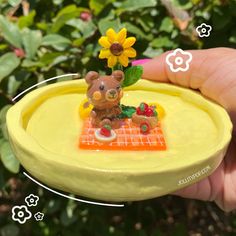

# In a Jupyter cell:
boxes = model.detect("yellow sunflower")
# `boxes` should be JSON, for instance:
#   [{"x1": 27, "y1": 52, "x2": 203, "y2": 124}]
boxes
[{"x1": 98, "y1": 28, "x2": 137, "y2": 68}]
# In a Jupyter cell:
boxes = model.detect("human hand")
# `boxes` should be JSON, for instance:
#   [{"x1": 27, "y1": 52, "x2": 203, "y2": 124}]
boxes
[{"x1": 135, "y1": 48, "x2": 236, "y2": 212}]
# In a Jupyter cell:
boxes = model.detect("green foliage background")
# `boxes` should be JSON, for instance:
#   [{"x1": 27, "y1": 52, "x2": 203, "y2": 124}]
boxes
[{"x1": 1, "y1": 0, "x2": 236, "y2": 235}]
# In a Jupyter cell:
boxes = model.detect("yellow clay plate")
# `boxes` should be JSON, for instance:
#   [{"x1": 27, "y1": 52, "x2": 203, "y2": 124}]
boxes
[{"x1": 6, "y1": 79, "x2": 232, "y2": 202}]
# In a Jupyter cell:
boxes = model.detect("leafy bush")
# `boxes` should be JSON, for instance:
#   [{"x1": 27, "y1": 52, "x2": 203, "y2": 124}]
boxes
[{"x1": 1, "y1": 0, "x2": 236, "y2": 235}]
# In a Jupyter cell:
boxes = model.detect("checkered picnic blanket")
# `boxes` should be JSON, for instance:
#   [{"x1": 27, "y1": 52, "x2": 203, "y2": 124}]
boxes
[{"x1": 79, "y1": 118, "x2": 166, "y2": 151}]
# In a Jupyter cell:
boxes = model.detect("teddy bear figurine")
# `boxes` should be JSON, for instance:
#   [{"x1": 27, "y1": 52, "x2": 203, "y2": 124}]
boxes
[{"x1": 85, "y1": 70, "x2": 124, "y2": 128}]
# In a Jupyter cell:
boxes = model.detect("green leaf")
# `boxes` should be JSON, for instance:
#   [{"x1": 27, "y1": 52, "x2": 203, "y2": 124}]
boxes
[
  {"x1": 151, "y1": 36, "x2": 177, "y2": 48},
  {"x1": 67, "y1": 19, "x2": 97, "y2": 38},
  {"x1": 172, "y1": 0, "x2": 193, "y2": 10},
  {"x1": 0, "y1": 44, "x2": 8, "y2": 50},
  {"x1": 122, "y1": 66, "x2": 143, "y2": 87},
  {"x1": 53, "y1": 0, "x2": 64, "y2": 5},
  {"x1": 0, "y1": 15, "x2": 22, "y2": 48},
  {"x1": 40, "y1": 52, "x2": 64, "y2": 65},
  {"x1": 21, "y1": 59, "x2": 43, "y2": 68},
  {"x1": 98, "y1": 18, "x2": 121, "y2": 35},
  {"x1": 0, "y1": 106, "x2": 12, "y2": 141},
  {"x1": 42, "y1": 34, "x2": 71, "y2": 51},
  {"x1": 18, "y1": 10, "x2": 36, "y2": 29},
  {"x1": 118, "y1": 0, "x2": 157, "y2": 12},
  {"x1": 143, "y1": 47, "x2": 163, "y2": 58},
  {"x1": 0, "y1": 53, "x2": 20, "y2": 82},
  {"x1": 123, "y1": 22, "x2": 152, "y2": 40},
  {"x1": 0, "y1": 142, "x2": 20, "y2": 173},
  {"x1": 119, "y1": 104, "x2": 136, "y2": 118},
  {"x1": 8, "y1": 0, "x2": 21, "y2": 7},
  {"x1": 7, "y1": 75, "x2": 22, "y2": 96},
  {"x1": 89, "y1": 0, "x2": 115, "y2": 15},
  {"x1": 0, "y1": 105, "x2": 11, "y2": 124},
  {"x1": 159, "y1": 17, "x2": 174, "y2": 33},
  {"x1": 72, "y1": 38, "x2": 85, "y2": 47},
  {"x1": 22, "y1": 29, "x2": 42, "y2": 59},
  {"x1": 51, "y1": 5, "x2": 81, "y2": 32}
]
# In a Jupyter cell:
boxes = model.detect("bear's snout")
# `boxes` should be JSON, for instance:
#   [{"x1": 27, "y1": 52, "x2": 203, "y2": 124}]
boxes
[{"x1": 106, "y1": 89, "x2": 118, "y2": 101}]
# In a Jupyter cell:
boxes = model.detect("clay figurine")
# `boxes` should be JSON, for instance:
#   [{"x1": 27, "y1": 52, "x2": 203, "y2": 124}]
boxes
[
  {"x1": 132, "y1": 103, "x2": 158, "y2": 134},
  {"x1": 85, "y1": 70, "x2": 124, "y2": 128}
]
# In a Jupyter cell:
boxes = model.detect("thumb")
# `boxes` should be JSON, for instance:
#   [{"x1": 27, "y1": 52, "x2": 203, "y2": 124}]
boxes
[
  {"x1": 139, "y1": 48, "x2": 236, "y2": 129},
  {"x1": 139, "y1": 48, "x2": 234, "y2": 102},
  {"x1": 140, "y1": 49, "x2": 212, "y2": 89}
]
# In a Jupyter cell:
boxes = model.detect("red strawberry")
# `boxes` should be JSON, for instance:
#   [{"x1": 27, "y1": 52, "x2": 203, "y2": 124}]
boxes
[
  {"x1": 136, "y1": 107, "x2": 143, "y2": 115},
  {"x1": 145, "y1": 107, "x2": 154, "y2": 117},
  {"x1": 100, "y1": 125, "x2": 111, "y2": 137},
  {"x1": 140, "y1": 122, "x2": 150, "y2": 134},
  {"x1": 139, "y1": 103, "x2": 148, "y2": 113}
]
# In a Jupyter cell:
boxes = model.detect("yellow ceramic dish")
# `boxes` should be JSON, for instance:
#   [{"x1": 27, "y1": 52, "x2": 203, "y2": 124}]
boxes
[{"x1": 6, "y1": 79, "x2": 232, "y2": 202}]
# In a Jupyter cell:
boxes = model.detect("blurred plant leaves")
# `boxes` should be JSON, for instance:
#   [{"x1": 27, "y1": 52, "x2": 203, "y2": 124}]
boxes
[
  {"x1": 0, "y1": 53, "x2": 20, "y2": 82},
  {"x1": 22, "y1": 29, "x2": 42, "y2": 59},
  {"x1": 89, "y1": 0, "x2": 115, "y2": 15},
  {"x1": 60, "y1": 207, "x2": 78, "y2": 226},
  {"x1": 51, "y1": 5, "x2": 81, "y2": 32},
  {"x1": 161, "y1": 0, "x2": 191, "y2": 31},
  {"x1": 123, "y1": 22, "x2": 152, "y2": 40},
  {"x1": 172, "y1": 0, "x2": 193, "y2": 10},
  {"x1": 8, "y1": 0, "x2": 21, "y2": 7},
  {"x1": 67, "y1": 19, "x2": 97, "y2": 38},
  {"x1": 18, "y1": 10, "x2": 36, "y2": 29},
  {"x1": 151, "y1": 36, "x2": 177, "y2": 48},
  {"x1": 0, "y1": 224, "x2": 19, "y2": 236},
  {"x1": 0, "y1": 142, "x2": 20, "y2": 173},
  {"x1": 160, "y1": 17, "x2": 174, "y2": 33},
  {"x1": 98, "y1": 18, "x2": 121, "y2": 34},
  {"x1": 42, "y1": 34, "x2": 71, "y2": 51},
  {"x1": 212, "y1": 7, "x2": 232, "y2": 30},
  {"x1": 0, "y1": 15, "x2": 22, "y2": 48},
  {"x1": 118, "y1": 0, "x2": 157, "y2": 12}
]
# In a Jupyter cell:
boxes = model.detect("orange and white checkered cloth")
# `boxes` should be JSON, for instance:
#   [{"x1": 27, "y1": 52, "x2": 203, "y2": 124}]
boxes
[{"x1": 79, "y1": 118, "x2": 166, "y2": 151}]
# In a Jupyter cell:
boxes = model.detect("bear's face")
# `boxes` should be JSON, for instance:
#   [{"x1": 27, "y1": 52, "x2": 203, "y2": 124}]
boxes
[{"x1": 85, "y1": 70, "x2": 124, "y2": 110}]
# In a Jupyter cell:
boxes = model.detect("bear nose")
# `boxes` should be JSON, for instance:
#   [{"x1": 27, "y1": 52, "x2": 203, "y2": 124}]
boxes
[{"x1": 109, "y1": 89, "x2": 116, "y2": 96}]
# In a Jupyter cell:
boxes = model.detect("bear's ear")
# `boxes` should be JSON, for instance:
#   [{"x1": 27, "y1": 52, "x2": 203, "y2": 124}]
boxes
[
  {"x1": 85, "y1": 71, "x2": 99, "y2": 84},
  {"x1": 112, "y1": 70, "x2": 124, "y2": 82}
]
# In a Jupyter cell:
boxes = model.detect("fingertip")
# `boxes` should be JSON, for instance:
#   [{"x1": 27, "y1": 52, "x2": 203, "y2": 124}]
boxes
[{"x1": 141, "y1": 53, "x2": 169, "y2": 83}]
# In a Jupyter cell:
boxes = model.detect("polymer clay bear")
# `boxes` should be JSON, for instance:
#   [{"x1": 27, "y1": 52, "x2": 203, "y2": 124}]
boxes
[{"x1": 85, "y1": 70, "x2": 124, "y2": 128}]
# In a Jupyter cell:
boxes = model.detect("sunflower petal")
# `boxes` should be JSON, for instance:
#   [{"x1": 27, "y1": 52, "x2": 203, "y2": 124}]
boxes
[
  {"x1": 117, "y1": 28, "x2": 127, "y2": 44},
  {"x1": 99, "y1": 49, "x2": 111, "y2": 59},
  {"x1": 118, "y1": 54, "x2": 129, "y2": 67},
  {"x1": 123, "y1": 37, "x2": 136, "y2": 48},
  {"x1": 98, "y1": 36, "x2": 111, "y2": 48},
  {"x1": 106, "y1": 28, "x2": 117, "y2": 43},
  {"x1": 123, "y1": 48, "x2": 136, "y2": 58},
  {"x1": 108, "y1": 55, "x2": 117, "y2": 68}
]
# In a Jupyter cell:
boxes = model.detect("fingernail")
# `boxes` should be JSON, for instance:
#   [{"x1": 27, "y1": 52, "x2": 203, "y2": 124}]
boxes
[{"x1": 132, "y1": 59, "x2": 151, "y2": 66}]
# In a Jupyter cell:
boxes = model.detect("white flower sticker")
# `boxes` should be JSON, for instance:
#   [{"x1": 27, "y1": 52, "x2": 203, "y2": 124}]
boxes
[
  {"x1": 12, "y1": 205, "x2": 32, "y2": 224},
  {"x1": 196, "y1": 23, "x2": 212, "y2": 38},
  {"x1": 34, "y1": 212, "x2": 44, "y2": 221},
  {"x1": 165, "y1": 48, "x2": 192, "y2": 73},
  {"x1": 25, "y1": 194, "x2": 39, "y2": 207}
]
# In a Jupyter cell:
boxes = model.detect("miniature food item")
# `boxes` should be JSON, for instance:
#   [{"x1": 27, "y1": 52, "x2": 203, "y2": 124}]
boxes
[{"x1": 94, "y1": 125, "x2": 117, "y2": 142}]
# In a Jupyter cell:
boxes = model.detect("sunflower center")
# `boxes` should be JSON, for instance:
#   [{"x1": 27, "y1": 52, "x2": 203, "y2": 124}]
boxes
[{"x1": 110, "y1": 43, "x2": 123, "y2": 56}]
